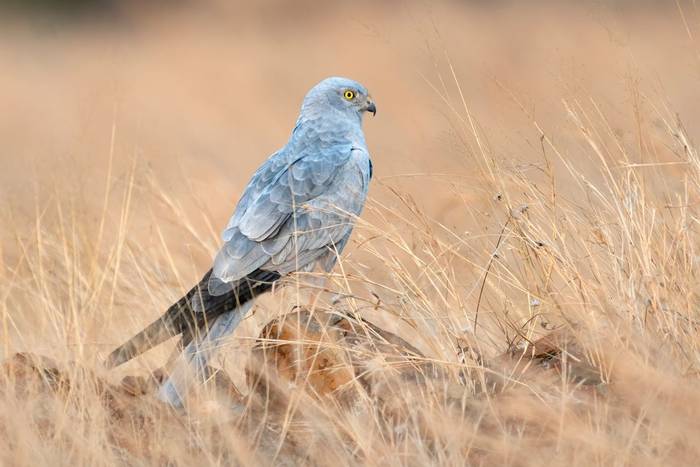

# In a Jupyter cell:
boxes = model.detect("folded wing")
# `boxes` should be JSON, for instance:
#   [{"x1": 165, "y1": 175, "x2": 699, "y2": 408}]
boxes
[{"x1": 210, "y1": 146, "x2": 370, "y2": 295}]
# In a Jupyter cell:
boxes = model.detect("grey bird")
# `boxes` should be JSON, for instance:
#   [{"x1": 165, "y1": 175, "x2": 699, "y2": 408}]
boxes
[{"x1": 105, "y1": 77, "x2": 375, "y2": 406}]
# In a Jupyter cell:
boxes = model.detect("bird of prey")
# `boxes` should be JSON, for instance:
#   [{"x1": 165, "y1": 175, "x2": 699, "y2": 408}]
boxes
[{"x1": 105, "y1": 77, "x2": 375, "y2": 407}]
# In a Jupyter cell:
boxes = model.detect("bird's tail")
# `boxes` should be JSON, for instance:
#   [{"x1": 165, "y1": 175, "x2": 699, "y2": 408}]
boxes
[{"x1": 104, "y1": 269, "x2": 280, "y2": 369}]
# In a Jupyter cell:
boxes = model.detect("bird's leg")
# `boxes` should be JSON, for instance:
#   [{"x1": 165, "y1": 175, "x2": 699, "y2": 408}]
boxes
[
  {"x1": 157, "y1": 302, "x2": 252, "y2": 408},
  {"x1": 303, "y1": 272, "x2": 329, "y2": 312}
]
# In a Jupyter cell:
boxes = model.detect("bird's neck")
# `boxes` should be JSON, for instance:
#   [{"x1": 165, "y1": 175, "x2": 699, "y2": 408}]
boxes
[{"x1": 292, "y1": 112, "x2": 364, "y2": 146}]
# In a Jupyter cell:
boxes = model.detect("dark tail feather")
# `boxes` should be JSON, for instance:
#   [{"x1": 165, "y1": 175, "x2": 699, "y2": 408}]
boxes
[{"x1": 104, "y1": 269, "x2": 280, "y2": 369}]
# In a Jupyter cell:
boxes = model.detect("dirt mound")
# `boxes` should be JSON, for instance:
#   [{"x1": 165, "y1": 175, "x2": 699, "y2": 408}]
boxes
[
  {"x1": 246, "y1": 308, "x2": 446, "y2": 408},
  {"x1": 1, "y1": 310, "x2": 602, "y2": 411},
  {"x1": 0, "y1": 310, "x2": 604, "y2": 463}
]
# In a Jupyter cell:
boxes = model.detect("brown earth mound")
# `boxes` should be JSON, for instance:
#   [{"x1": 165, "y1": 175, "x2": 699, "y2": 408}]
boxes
[
  {"x1": 1, "y1": 309, "x2": 602, "y2": 411},
  {"x1": 0, "y1": 309, "x2": 604, "y2": 462}
]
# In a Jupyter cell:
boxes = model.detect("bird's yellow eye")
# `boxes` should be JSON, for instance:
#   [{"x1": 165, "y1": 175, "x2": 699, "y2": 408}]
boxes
[{"x1": 343, "y1": 90, "x2": 355, "y2": 100}]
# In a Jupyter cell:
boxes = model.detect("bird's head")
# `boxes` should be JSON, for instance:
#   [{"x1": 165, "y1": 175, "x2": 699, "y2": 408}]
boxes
[{"x1": 300, "y1": 77, "x2": 376, "y2": 123}]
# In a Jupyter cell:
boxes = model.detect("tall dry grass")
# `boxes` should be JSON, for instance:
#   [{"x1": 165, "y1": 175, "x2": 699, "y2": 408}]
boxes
[{"x1": 1, "y1": 1, "x2": 700, "y2": 465}]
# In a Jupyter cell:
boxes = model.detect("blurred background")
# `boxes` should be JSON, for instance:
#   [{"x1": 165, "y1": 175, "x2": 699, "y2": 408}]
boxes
[
  {"x1": 2, "y1": 0, "x2": 697, "y2": 206},
  {"x1": 1, "y1": 0, "x2": 698, "y2": 359}
]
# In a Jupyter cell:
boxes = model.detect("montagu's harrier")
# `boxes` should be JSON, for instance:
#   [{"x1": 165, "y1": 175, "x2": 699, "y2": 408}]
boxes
[{"x1": 105, "y1": 77, "x2": 375, "y2": 407}]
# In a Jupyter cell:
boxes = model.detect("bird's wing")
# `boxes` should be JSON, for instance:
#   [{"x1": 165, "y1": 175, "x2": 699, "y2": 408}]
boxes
[{"x1": 209, "y1": 144, "x2": 370, "y2": 295}]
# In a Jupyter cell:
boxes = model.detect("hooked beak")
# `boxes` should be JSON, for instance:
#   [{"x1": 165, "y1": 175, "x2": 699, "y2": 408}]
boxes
[{"x1": 365, "y1": 97, "x2": 377, "y2": 116}]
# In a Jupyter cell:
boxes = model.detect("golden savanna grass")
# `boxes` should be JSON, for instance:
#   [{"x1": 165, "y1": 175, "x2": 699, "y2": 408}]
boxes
[{"x1": 1, "y1": 1, "x2": 700, "y2": 465}]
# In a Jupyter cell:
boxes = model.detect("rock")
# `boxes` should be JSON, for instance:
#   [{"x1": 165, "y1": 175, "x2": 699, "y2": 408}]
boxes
[
  {"x1": 0, "y1": 352, "x2": 72, "y2": 398},
  {"x1": 246, "y1": 308, "x2": 446, "y2": 409},
  {"x1": 485, "y1": 327, "x2": 604, "y2": 393}
]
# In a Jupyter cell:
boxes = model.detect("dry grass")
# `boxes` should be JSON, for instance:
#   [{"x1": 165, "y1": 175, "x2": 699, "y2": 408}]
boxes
[{"x1": 1, "y1": 1, "x2": 700, "y2": 465}]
